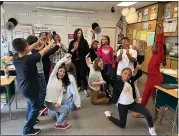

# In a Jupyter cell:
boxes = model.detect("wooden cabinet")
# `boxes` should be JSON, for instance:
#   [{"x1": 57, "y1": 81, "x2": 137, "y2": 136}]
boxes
[
  {"x1": 160, "y1": 58, "x2": 171, "y2": 69},
  {"x1": 170, "y1": 59, "x2": 178, "y2": 69},
  {"x1": 127, "y1": 24, "x2": 134, "y2": 45}
]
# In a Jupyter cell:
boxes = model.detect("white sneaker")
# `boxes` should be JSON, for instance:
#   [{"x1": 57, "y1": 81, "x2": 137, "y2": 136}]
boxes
[
  {"x1": 104, "y1": 111, "x2": 112, "y2": 118},
  {"x1": 115, "y1": 103, "x2": 118, "y2": 108},
  {"x1": 149, "y1": 127, "x2": 157, "y2": 135}
]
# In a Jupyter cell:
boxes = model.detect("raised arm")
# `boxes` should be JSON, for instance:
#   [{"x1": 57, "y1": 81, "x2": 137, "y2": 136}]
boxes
[
  {"x1": 45, "y1": 45, "x2": 60, "y2": 56},
  {"x1": 28, "y1": 40, "x2": 43, "y2": 52},
  {"x1": 49, "y1": 54, "x2": 71, "y2": 80}
]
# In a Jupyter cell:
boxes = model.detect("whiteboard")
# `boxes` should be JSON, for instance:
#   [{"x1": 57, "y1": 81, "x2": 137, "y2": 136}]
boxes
[
  {"x1": 95, "y1": 27, "x2": 116, "y2": 50},
  {"x1": 33, "y1": 24, "x2": 68, "y2": 49},
  {"x1": 13, "y1": 25, "x2": 33, "y2": 39}
]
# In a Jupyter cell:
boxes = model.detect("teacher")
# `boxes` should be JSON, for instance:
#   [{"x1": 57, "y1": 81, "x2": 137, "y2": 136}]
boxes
[{"x1": 68, "y1": 28, "x2": 89, "y2": 97}]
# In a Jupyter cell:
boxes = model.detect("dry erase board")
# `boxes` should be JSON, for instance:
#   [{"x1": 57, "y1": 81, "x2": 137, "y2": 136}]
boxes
[{"x1": 13, "y1": 25, "x2": 33, "y2": 39}]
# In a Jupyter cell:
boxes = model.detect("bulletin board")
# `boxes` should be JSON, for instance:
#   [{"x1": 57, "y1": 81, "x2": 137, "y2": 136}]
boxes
[{"x1": 12, "y1": 24, "x2": 33, "y2": 39}]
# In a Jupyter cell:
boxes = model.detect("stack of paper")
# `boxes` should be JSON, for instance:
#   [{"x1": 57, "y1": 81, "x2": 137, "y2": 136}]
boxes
[{"x1": 160, "y1": 69, "x2": 177, "y2": 74}]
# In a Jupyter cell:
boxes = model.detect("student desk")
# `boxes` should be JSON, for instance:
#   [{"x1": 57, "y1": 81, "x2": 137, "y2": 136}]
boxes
[
  {"x1": 160, "y1": 69, "x2": 177, "y2": 84},
  {"x1": 154, "y1": 85, "x2": 178, "y2": 134},
  {"x1": 0, "y1": 76, "x2": 16, "y2": 119}
]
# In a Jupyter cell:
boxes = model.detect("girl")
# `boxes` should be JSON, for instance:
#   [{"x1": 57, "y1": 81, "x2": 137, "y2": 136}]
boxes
[
  {"x1": 51, "y1": 32, "x2": 68, "y2": 68},
  {"x1": 46, "y1": 32, "x2": 53, "y2": 43},
  {"x1": 64, "y1": 63, "x2": 81, "y2": 111},
  {"x1": 89, "y1": 40, "x2": 98, "y2": 62},
  {"x1": 68, "y1": 28, "x2": 89, "y2": 97},
  {"x1": 96, "y1": 35, "x2": 115, "y2": 96},
  {"x1": 40, "y1": 32, "x2": 60, "y2": 84},
  {"x1": 104, "y1": 68, "x2": 157, "y2": 136},
  {"x1": 136, "y1": 18, "x2": 166, "y2": 120},
  {"x1": 86, "y1": 56, "x2": 109, "y2": 105},
  {"x1": 131, "y1": 40, "x2": 147, "y2": 103},
  {"x1": 45, "y1": 54, "x2": 71, "y2": 129}
]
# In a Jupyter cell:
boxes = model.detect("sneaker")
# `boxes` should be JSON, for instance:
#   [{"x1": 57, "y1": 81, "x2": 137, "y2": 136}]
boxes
[
  {"x1": 84, "y1": 90, "x2": 89, "y2": 97},
  {"x1": 149, "y1": 127, "x2": 157, "y2": 135},
  {"x1": 39, "y1": 107, "x2": 48, "y2": 116},
  {"x1": 104, "y1": 111, "x2": 112, "y2": 118},
  {"x1": 55, "y1": 123, "x2": 70, "y2": 130},
  {"x1": 115, "y1": 103, "x2": 118, "y2": 108},
  {"x1": 25, "y1": 119, "x2": 40, "y2": 124},
  {"x1": 23, "y1": 128, "x2": 41, "y2": 135}
]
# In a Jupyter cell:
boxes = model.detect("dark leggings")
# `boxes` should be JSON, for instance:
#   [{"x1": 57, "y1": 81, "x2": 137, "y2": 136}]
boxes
[{"x1": 108, "y1": 102, "x2": 153, "y2": 128}]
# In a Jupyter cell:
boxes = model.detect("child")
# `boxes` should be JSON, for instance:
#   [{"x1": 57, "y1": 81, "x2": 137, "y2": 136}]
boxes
[
  {"x1": 137, "y1": 18, "x2": 166, "y2": 120},
  {"x1": 26, "y1": 35, "x2": 47, "y2": 110},
  {"x1": 45, "y1": 54, "x2": 72, "y2": 129},
  {"x1": 50, "y1": 32, "x2": 68, "y2": 68},
  {"x1": 104, "y1": 68, "x2": 157, "y2": 135},
  {"x1": 96, "y1": 36, "x2": 115, "y2": 95},
  {"x1": 86, "y1": 56, "x2": 109, "y2": 105},
  {"x1": 116, "y1": 37, "x2": 137, "y2": 77},
  {"x1": 12, "y1": 38, "x2": 53, "y2": 135},
  {"x1": 65, "y1": 63, "x2": 81, "y2": 110},
  {"x1": 131, "y1": 40, "x2": 147, "y2": 103},
  {"x1": 89, "y1": 40, "x2": 98, "y2": 62}
]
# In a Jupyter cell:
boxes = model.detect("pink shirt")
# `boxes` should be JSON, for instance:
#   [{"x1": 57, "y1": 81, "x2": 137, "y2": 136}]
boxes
[{"x1": 96, "y1": 45, "x2": 114, "y2": 65}]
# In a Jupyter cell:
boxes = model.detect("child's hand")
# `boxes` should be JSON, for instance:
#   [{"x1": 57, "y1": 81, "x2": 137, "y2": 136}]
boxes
[
  {"x1": 126, "y1": 49, "x2": 130, "y2": 55},
  {"x1": 55, "y1": 103, "x2": 61, "y2": 108},
  {"x1": 65, "y1": 53, "x2": 72, "y2": 58},
  {"x1": 137, "y1": 65, "x2": 142, "y2": 70},
  {"x1": 120, "y1": 48, "x2": 123, "y2": 54},
  {"x1": 97, "y1": 43, "x2": 101, "y2": 48}
]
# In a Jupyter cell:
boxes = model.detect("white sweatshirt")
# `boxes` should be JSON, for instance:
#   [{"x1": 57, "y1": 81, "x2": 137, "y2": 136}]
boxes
[{"x1": 45, "y1": 56, "x2": 71, "y2": 104}]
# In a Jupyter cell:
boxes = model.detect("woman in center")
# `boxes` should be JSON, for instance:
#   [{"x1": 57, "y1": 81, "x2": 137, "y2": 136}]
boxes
[{"x1": 68, "y1": 28, "x2": 90, "y2": 97}]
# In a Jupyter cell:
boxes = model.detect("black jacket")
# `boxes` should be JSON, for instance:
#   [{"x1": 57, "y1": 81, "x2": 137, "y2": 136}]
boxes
[
  {"x1": 106, "y1": 75, "x2": 136, "y2": 104},
  {"x1": 68, "y1": 39, "x2": 89, "y2": 77},
  {"x1": 89, "y1": 48, "x2": 97, "y2": 62}
]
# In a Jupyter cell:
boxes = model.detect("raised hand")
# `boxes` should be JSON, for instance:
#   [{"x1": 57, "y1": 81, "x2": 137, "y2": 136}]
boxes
[{"x1": 126, "y1": 49, "x2": 129, "y2": 55}]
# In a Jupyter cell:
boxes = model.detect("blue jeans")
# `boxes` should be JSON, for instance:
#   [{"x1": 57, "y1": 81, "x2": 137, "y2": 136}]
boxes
[
  {"x1": 45, "y1": 101, "x2": 69, "y2": 125},
  {"x1": 24, "y1": 96, "x2": 40, "y2": 134},
  {"x1": 38, "y1": 73, "x2": 47, "y2": 107},
  {"x1": 61, "y1": 99, "x2": 77, "y2": 112}
]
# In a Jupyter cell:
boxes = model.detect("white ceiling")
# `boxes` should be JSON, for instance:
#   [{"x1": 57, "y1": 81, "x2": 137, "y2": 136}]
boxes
[{"x1": 3, "y1": 2, "x2": 158, "y2": 12}]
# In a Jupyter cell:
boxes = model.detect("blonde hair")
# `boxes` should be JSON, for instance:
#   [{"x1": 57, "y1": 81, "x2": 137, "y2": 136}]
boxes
[{"x1": 138, "y1": 40, "x2": 147, "y2": 55}]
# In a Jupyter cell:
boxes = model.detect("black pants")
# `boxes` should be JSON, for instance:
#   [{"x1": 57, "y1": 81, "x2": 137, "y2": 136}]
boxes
[
  {"x1": 75, "y1": 60, "x2": 88, "y2": 90},
  {"x1": 108, "y1": 102, "x2": 153, "y2": 128}
]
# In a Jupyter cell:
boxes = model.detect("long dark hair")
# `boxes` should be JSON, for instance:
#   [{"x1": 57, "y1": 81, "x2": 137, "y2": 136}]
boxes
[
  {"x1": 56, "y1": 63, "x2": 70, "y2": 87},
  {"x1": 73, "y1": 28, "x2": 84, "y2": 41}
]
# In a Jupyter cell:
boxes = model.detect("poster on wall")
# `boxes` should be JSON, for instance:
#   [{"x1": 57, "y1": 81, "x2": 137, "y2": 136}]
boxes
[
  {"x1": 150, "y1": 5, "x2": 157, "y2": 20},
  {"x1": 137, "y1": 10, "x2": 143, "y2": 22},
  {"x1": 165, "y1": 4, "x2": 171, "y2": 19},
  {"x1": 68, "y1": 34, "x2": 74, "y2": 44},
  {"x1": 143, "y1": 8, "x2": 148, "y2": 21}
]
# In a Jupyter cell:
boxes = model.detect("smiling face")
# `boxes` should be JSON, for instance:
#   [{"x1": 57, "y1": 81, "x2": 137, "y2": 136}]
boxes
[
  {"x1": 57, "y1": 67, "x2": 66, "y2": 79},
  {"x1": 101, "y1": 36, "x2": 108, "y2": 45},
  {"x1": 40, "y1": 32, "x2": 47, "y2": 41},
  {"x1": 121, "y1": 39, "x2": 130, "y2": 49},
  {"x1": 121, "y1": 69, "x2": 132, "y2": 82}
]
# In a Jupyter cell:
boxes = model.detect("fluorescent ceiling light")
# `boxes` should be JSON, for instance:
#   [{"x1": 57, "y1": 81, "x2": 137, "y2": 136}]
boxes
[
  {"x1": 116, "y1": 2, "x2": 137, "y2": 6},
  {"x1": 36, "y1": 7, "x2": 95, "y2": 14}
]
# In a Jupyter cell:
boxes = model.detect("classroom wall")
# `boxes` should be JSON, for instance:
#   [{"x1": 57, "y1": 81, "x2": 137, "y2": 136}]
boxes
[{"x1": 3, "y1": 4, "x2": 127, "y2": 52}]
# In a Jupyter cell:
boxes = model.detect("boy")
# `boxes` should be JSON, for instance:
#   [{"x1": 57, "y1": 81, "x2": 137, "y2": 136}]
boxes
[
  {"x1": 12, "y1": 38, "x2": 53, "y2": 135},
  {"x1": 26, "y1": 35, "x2": 47, "y2": 110},
  {"x1": 116, "y1": 37, "x2": 137, "y2": 76}
]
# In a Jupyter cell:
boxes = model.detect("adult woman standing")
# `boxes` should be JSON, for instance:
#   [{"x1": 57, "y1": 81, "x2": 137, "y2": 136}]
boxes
[{"x1": 68, "y1": 28, "x2": 89, "y2": 97}]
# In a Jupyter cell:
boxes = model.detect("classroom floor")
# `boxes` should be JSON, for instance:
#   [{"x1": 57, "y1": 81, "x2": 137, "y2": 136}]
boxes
[{"x1": 1, "y1": 74, "x2": 176, "y2": 135}]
